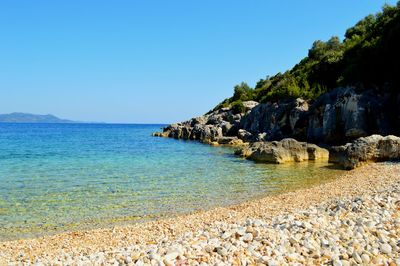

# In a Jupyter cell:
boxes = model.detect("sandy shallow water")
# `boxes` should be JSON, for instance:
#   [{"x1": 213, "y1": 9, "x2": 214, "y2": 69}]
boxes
[{"x1": 1, "y1": 162, "x2": 399, "y2": 265}]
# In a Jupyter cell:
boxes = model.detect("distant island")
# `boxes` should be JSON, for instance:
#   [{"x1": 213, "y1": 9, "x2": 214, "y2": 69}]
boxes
[{"x1": 0, "y1": 112, "x2": 76, "y2": 123}]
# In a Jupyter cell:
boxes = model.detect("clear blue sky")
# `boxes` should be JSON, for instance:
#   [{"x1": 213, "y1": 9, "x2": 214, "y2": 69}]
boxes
[{"x1": 0, "y1": 0, "x2": 396, "y2": 123}]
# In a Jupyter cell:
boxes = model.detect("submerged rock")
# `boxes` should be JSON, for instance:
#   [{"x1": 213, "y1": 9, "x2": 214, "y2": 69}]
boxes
[
  {"x1": 329, "y1": 135, "x2": 400, "y2": 169},
  {"x1": 236, "y1": 138, "x2": 329, "y2": 164}
]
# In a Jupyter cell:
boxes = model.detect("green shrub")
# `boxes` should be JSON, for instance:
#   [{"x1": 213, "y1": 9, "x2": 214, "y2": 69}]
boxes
[
  {"x1": 212, "y1": 2, "x2": 400, "y2": 110},
  {"x1": 231, "y1": 101, "x2": 245, "y2": 114}
]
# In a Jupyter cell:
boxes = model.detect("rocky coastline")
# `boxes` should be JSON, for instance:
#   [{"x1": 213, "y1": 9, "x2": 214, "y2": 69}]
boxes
[{"x1": 153, "y1": 87, "x2": 400, "y2": 169}]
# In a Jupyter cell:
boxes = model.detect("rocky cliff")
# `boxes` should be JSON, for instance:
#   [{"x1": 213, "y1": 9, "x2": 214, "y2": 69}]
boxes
[
  {"x1": 153, "y1": 1, "x2": 400, "y2": 169},
  {"x1": 154, "y1": 87, "x2": 399, "y2": 146},
  {"x1": 153, "y1": 86, "x2": 400, "y2": 169}
]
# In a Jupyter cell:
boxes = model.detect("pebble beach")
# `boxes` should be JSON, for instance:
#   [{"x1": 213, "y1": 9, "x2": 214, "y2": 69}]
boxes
[{"x1": 1, "y1": 162, "x2": 400, "y2": 265}]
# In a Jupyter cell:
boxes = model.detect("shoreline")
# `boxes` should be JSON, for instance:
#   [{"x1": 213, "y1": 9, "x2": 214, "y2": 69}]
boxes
[
  {"x1": 1, "y1": 162, "x2": 399, "y2": 264},
  {"x1": 0, "y1": 160, "x2": 344, "y2": 243}
]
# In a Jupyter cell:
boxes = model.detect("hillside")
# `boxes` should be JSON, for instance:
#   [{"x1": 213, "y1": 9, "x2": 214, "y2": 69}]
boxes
[
  {"x1": 0, "y1": 113, "x2": 75, "y2": 123},
  {"x1": 155, "y1": 2, "x2": 400, "y2": 146},
  {"x1": 215, "y1": 2, "x2": 400, "y2": 111}
]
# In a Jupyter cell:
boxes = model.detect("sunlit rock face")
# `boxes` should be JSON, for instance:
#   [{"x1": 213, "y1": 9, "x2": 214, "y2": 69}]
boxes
[
  {"x1": 329, "y1": 135, "x2": 400, "y2": 169},
  {"x1": 236, "y1": 138, "x2": 329, "y2": 164},
  {"x1": 153, "y1": 101, "x2": 259, "y2": 145}
]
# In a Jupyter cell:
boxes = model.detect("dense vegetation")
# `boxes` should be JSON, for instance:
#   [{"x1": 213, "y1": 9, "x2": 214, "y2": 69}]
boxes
[{"x1": 215, "y1": 2, "x2": 400, "y2": 110}]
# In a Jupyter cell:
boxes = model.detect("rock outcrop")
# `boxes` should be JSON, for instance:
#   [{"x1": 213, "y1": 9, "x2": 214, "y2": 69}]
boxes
[
  {"x1": 153, "y1": 101, "x2": 259, "y2": 145},
  {"x1": 153, "y1": 86, "x2": 400, "y2": 168},
  {"x1": 240, "y1": 98, "x2": 309, "y2": 141},
  {"x1": 239, "y1": 87, "x2": 399, "y2": 144},
  {"x1": 236, "y1": 138, "x2": 329, "y2": 164},
  {"x1": 329, "y1": 135, "x2": 400, "y2": 169},
  {"x1": 154, "y1": 87, "x2": 399, "y2": 146},
  {"x1": 306, "y1": 87, "x2": 396, "y2": 143}
]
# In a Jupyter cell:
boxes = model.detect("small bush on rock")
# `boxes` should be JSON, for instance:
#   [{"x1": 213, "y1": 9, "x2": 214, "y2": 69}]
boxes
[{"x1": 231, "y1": 101, "x2": 245, "y2": 114}]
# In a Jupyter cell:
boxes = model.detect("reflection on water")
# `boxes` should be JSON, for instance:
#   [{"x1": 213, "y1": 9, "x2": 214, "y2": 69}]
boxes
[{"x1": 0, "y1": 123, "x2": 344, "y2": 240}]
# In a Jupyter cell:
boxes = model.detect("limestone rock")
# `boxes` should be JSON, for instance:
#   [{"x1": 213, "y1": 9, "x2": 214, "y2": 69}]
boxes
[
  {"x1": 216, "y1": 137, "x2": 244, "y2": 146},
  {"x1": 152, "y1": 132, "x2": 169, "y2": 137},
  {"x1": 237, "y1": 129, "x2": 254, "y2": 142},
  {"x1": 329, "y1": 135, "x2": 400, "y2": 169},
  {"x1": 307, "y1": 87, "x2": 395, "y2": 143},
  {"x1": 190, "y1": 116, "x2": 207, "y2": 127},
  {"x1": 240, "y1": 98, "x2": 309, "y2": 141},
  {"x1": 242, "y1": 101, "x2": 259, "y2": 111},
  {"x1": 236, "y1": 138, "x2": 329, "y2": 164},
  {"x1": 155, "y1": 85, "x2": 400, "y2": 148}
]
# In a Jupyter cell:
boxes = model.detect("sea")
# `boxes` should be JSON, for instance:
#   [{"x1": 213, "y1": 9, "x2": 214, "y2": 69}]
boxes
[{"x1": 0, "y1": 123, "x2": 344, "y2": 240}]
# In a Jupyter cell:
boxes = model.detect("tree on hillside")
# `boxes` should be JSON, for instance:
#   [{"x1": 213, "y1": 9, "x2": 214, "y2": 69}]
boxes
[
  {"x1": 213, "y1": 1, "x2": 400, "y2": 109},
  {"x1": 232, "y1": 82, "x2": 252, "y2": 101}
]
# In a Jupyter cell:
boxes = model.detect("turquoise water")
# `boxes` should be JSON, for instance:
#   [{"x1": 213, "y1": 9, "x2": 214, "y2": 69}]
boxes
[{"x1": 0, "y1": 123, "x2": 343, "y2": 240}]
